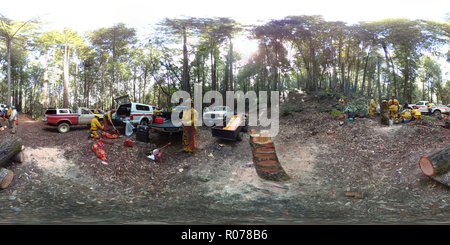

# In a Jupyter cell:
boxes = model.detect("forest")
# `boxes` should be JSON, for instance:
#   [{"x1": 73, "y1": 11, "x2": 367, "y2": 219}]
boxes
[{"x1": 1, "y1": 14, "x2": 450, "y2": 117}]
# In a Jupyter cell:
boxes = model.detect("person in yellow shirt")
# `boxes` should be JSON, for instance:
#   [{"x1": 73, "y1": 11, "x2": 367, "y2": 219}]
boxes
[
  {"x1": 180, "y1": 99, "x2": 198, "y2": 157},
  {"x1": 388, "y1": 95, "x2": 399, "y2": 124},
  {"x1": 428, "y1": 102, "x2": 433, "y2": 116},
  {"x1": 338, "y1": 98, "x2": 345, "y2": 105},
  {"x1": 103, "y1": 109, "x2": 115, "y2": 131},
  {"x1": 370, "y1": 96, "x2": 376, "y2": 116},
  {"x1": 90, "y1": 114, "x2": 103, "y2": 138},
  {"x1": 400, "y1": 108, "x2": 412, "y2": 122},
  {"x1": 412, "y1": 106, "x2": 422, "y2": 120},
  {"x1": 7, "y1": 105, "x2": 12, "y2": 118}
]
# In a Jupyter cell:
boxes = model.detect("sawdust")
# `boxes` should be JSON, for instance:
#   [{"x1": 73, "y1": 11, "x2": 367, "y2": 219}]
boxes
[{"x1": 24, "y1": 147, "x2": 81, "y2": 180}]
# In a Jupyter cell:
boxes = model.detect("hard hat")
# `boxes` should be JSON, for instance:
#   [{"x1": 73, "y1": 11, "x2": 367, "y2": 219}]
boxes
[
  {"x1": 95, "y1": 114, "x2": 100, "y2": 117},
  {"x1": 12, "y1": 106, "x2": 15, "y2": 109},
  {"x1": 392, "y1": 94, "x2": 395, "y2": 97},
  {"x1": 185, "y1": 98, "x2": 194, "y2": 104}
]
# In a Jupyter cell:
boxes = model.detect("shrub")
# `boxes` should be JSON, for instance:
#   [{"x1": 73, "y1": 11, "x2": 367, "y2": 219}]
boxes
[
  {"x1": 342, "y1": 97, "x2": 369, "y2": 114},
  {"x1": 330, "y1": 109, "x2": 341, "y2": 117},
  {"x1": 280, "y1": 102, "x2": 304, "y2": 117}
]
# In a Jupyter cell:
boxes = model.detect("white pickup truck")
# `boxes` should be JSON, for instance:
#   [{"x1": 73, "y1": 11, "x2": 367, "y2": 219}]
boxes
[
  {"x1": 408, "y1": 101, "x2": 449, "y2": 115},
  {"x1": 203, "y1": 106, "x2": 233, "y2": 126}
]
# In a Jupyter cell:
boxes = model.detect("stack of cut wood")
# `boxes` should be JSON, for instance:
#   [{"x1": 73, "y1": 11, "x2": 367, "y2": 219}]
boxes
[
  {"x1": 0, "y1": 137, "x2": 25, "y2": 189},
  {"x1": 249, "y1": 129, "x2": 290, "y2": 182}
]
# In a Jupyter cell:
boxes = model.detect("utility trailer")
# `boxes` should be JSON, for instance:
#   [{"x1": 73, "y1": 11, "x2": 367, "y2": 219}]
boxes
[{"x1": 211, "y1": 114, "x2": 248, "y2": 141}]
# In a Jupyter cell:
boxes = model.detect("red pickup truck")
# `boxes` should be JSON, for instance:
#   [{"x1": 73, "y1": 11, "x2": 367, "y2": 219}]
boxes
[{"x1": 43, "y1": 107, "x2": 104, "y2": 133}]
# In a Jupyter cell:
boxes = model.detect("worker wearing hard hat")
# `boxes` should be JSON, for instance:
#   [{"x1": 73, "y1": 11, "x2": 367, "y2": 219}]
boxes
[
  {"x1": 180, "y1": 99, "x2": 198, "y2": 157},
  {"x1": 388, "y1": 95, "x2": 400, "y2": 124},
  {"x1": 90, "y1": 114, "x2": 103, "y2": 138},
  {"x1": 370, "y1": 96, "x2": 376, "y2": 116},
  {"x1": 338, "y1": 98, "x2": 345, "y2": 105}
]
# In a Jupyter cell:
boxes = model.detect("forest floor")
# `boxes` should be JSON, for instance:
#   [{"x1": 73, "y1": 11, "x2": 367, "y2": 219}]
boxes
[{"x1": 2, "y1": 90, "x2": 450, "y2": 224}]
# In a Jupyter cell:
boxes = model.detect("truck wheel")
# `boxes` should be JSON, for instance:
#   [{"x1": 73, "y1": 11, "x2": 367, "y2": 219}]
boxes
[
  {"x1": 236, "y1": 132, "x2": 243, "y2": 141},
  {"x1": 140, "y1": 119, "x2": 148, "y2": 126},
  {"x1": 433, "y1": 110, "x2": 441, "y2": 116},
  {"x1": 57, "y1": 123, "x2": 70, "y2": 133}
]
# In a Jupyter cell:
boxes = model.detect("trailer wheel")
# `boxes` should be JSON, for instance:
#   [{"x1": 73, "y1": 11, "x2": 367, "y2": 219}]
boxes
[
  {"x1": 236, "y1": 132, "x2": 243, "y2": 141},
  {"x1": 57, "y1": 123, "x2": 70, "y2": 133}
]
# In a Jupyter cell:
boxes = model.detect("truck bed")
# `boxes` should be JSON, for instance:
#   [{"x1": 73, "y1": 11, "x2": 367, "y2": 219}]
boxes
[{"x1": 149, "y1": 118, "x2": 183, "y2": 133}]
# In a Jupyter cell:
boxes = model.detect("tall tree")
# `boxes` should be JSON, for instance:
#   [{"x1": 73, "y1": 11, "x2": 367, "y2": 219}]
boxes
[
  {"x1": 0, "y1": 14, "x2": 42, "y2": 105},
  {"x1": 89, "y1": 23, "x2": 136, "y2": 108}
]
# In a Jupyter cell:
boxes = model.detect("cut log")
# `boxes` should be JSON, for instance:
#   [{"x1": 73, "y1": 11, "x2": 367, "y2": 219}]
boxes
[
  {"x1": 0, "y1": 137, "x2": 23, "y2": 166},
  {"x1": 419, "y1": 145, "x2": 450, "y2": 187},
  {"x1": 249, "y1": 131, "x2": 290, "y2": 182},
  {"x1": 12, "y1": 152, "x2": 24, "y2": 163},
  {"x1": 0, "y1": 167, "x2": 13, "y2": 189}
]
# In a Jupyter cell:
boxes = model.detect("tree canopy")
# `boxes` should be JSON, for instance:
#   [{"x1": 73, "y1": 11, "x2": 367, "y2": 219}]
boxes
[{"x1": 0, "y1": 14, "x2": 450, "y2": 116}]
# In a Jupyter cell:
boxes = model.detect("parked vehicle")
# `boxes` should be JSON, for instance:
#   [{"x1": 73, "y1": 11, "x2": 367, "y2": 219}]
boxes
[
  {"x1": 408, "y1": 101, "x2": 449, "y2": 115},
  {"x1": 149, "y1": 106, "x2": 184, "y2": 134},
  {"x1": 0, "y1": 104, "x2": 6, "y2": 109},
  {"x1": 112, "y1": 102, "x2": 154, "y2": 127},
  {"x1": 44, "y1": 108, "x2": 74, "y2": 115},
  {"x1": 203, "y1": 106, "x2": 233, "y2": 126},
  {"x1": 90, "y1": 109, "x2": 104, "y2": 114},
  {"x1": 43, "y1": 107, "x2": 104, "y2": 133}
]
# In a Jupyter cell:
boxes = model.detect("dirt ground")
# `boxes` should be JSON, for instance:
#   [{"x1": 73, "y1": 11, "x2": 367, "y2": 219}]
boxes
[{"x1": 2, "y1": 91, "x2": 450, "y2": 224}]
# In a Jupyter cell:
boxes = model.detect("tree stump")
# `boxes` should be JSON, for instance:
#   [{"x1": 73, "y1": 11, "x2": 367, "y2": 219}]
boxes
[
  {"x1": 249, "y1": 130, "x2": 290, "y2": 182},
  {"x1": 0, "y1": 137, "x2": 23, "y2": 166},
  {"x1": 380, "y1": 100, "x2": 389, "y2": 126},
  {"x1": 419, "y1": 145, "x2": 450, "y2": 186},
  {"x1": 0, "y1": 167, "x2": 13, "y2": 189}
]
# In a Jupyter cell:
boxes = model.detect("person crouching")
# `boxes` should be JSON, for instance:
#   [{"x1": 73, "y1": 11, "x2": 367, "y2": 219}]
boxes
[{"x1": 90, "y1": 114, "x2": 103, "y2": 138}]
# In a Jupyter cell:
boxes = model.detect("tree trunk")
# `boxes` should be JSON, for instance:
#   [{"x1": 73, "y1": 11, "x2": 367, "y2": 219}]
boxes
[
  {"x1": 0, "y1": 167, "x2": 13, "y2": 189},
  {"x1": 419, "y1": 144, "x2": 450, "y2": 187},
  {"x1": 380, "y1": 100, "x2": 389, "y2": 126},
  {"x1": 0, "y1": 137, "x2": 23, "y2": 166},
  {"x1": 249, "y1": 130, "x2": 290, "y2": 182}
]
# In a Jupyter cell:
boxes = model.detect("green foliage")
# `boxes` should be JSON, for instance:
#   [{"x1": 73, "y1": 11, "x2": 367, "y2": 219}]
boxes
[
  {"x1": 280, "y1": 101, "x2": 304, "y2": 117},
  {"x1": 330, "y1": 109, "x2": 341, "y2": 117},
  {"x1": 342, "y1": 98, "x2": 369, "y2": 114},
  {"x1": 317, "y1": 90, "x2": 328, "y2": 100}
]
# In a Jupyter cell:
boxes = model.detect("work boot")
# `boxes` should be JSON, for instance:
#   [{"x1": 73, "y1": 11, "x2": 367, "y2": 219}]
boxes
[
  {"x1": 186, "y1": 152, "x2": 193, "y2": 157},
  {"x1": 179, "y1": 149, "x2": 188, "y2": 153}
]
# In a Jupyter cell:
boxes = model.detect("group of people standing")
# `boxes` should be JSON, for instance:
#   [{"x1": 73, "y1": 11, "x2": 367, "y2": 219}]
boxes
[
  {"x1": 368, "y1": 95, "x2": 422, "y2": 124},
  {"x1": 1, "y1": 105, "x2": 18, "y2": 134}
]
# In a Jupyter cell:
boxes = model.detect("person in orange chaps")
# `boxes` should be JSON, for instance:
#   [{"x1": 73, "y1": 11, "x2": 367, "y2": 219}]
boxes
[{"x1": 180, "y1": 99, "x2": 198, "y2": 157}]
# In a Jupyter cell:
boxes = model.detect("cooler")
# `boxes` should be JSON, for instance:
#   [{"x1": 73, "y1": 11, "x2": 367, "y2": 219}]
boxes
[{"x1": 136, "y1": 125, "x2": 149, "y2": 142}]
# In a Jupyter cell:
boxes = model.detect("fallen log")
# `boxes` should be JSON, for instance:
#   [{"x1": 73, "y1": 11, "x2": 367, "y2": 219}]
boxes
[
  {"x1": 12, "y1": 152, "x2": 24, "y2": 163},
  {"x1": 0, "y1": 167, "x2": 14, "y2": 189},
  {"x1": 419, "y1": 144, "x2": 450, "y2": 186},
  {"x1": 0, "y1": 137, "x2": 23, "y2": 166}
]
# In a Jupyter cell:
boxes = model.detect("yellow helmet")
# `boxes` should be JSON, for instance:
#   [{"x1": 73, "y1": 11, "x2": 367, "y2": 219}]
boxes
[{"x1": 95, "y1": 114, "x2": 100, "y2": 118}]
